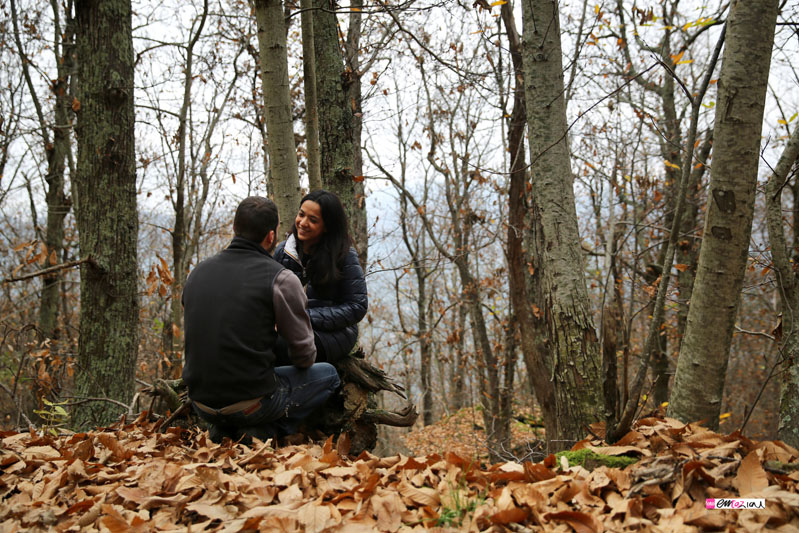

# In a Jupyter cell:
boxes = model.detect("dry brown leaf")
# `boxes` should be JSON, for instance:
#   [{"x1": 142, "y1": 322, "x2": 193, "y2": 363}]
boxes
[
  {"x1": 397, "y1": 479, "x2": 440, "y2": 506},
  {"x1": 735, "y1": 451, "x2": 769, "y2": 496},
  {"x1": 186, "y1": 502, "x2": 238, "y2": 522},
  {"x1": 297, "y1": 501, "x2": 337, "y2": 532},
  {"x1": 589, "y1": 444, "x2": 649, "y2": 457},
  {"x1": 337, "y1": 432, "x2": 351, "y2": 456},
  {"x1": 683, "y1": 499, "x2": 728, "y2": 530},
  {"x1": 755, "y1": 440, "x2": 796, "y2": 462},
  {"x1": 272, "y1": 467, "x2": 302, "y2": 486},
  {"x1": 277, "y1": 483, "x2": 303, "y2": 504},
  {"x1": 24, "y1": 445, "x2": 61, "y2": 460},
  {"x1": 546, "y1": 510, "x2": 603, "y2": 533},
  {"x1": 494, "y1": 485, "x2": 516, "y2": 511},
  {"x1": 574, "y1": 483, "x2": 605, "y2": 508},
  {"x1": 511, "y1": 482, "x2": 547, "y2": 508},
  {"x1": 370, "y1": 490, "x2": 405, "y2": 532},
  {"x1": 100, "y1": 504, "x2": 135, "y2": 533},
  {"x1": 490, "y1": 506, "x2": 530, "y2": 525}
]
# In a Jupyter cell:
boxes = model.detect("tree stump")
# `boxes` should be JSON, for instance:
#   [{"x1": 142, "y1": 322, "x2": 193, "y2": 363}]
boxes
[{"x1": 142, "y1": 349, "x2": 417, "y2": 455}]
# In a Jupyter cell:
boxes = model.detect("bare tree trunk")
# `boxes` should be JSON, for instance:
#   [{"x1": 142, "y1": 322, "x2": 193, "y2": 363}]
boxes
[
  {"x1": 764, "y1": 126, "x2": 799, "y2": 447},
  {"x1": 416, "y1": 268, "x2": 433, "y2": 426},
  {"x1": 674, "y1": 135, "x2": 713, "y2": 347},
  {"x1": 669, "y1": 0, "x2": 778, "y2": 429},
  {"x1": 501, "y1": 0, "x2": 556, "y2": 443},
  {"x1": 313, "y1": 0, "x2": 366, "y2": 259},
  {"x1": 345, "y1": 0, "x2": 367, "y2": 267},
  {"x1": 522, "y1": 0, "x2": 603, "y2": 446},
  {"x1": 451, "y1": 303, "x2": 467, "y2": 410},
  {"x1": 72, "y1": 0, "x2": 139, "y2": 429},
  {"x1": 164, "y1": 0, "x2": 208, "y2": 375},
  {"x1": 300, "y1": 0, "x2": 321, "y2": 190},
  {"x1": 396, "y1": 159, "x2": 435, "y2": 425},
  {"x1": 11, "y1": 0, "x2": 74, "y2": 342},
  {"x1": 252, "y1": 0, "x2": 301, "y2": 222}
]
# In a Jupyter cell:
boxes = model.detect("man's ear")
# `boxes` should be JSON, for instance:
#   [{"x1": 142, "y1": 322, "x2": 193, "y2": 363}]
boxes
[{"x1": 261, "y1": 230, "x2": 275, "y2": 250}]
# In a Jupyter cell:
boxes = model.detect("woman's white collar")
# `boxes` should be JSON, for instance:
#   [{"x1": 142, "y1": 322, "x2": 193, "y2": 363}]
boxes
[{"x1": 284, "y1": 233, "x2": 301, "y2": 262}]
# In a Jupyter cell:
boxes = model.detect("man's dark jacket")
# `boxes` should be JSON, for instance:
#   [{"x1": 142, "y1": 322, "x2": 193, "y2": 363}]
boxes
[
  {"x1": 182, "y1": 237, "x2": 283, "y2": 408},
  {"x1": 273, "y1": 235, "x2": 367, "y2": 362}
]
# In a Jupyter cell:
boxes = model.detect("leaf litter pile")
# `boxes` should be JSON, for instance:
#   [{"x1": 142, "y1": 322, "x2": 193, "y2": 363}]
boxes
[{"x1": 2, "y1": 414, "x2": 799, "y2": 531}]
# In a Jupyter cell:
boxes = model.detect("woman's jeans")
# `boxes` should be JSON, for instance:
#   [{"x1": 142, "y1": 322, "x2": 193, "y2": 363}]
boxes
[{"x1": 194, "y1": 362, "x2": 340, "y2": 443}]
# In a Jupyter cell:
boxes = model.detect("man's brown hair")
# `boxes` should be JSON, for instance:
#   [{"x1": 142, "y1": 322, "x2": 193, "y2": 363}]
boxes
[{"x1": 233, "y1": 196, "x2": 279, "y2": 243}]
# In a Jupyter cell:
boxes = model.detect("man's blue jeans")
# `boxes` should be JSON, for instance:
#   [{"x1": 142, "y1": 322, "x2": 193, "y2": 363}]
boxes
[{"x1": 194, "y1": 362, "x2": 340, "y2": 443}]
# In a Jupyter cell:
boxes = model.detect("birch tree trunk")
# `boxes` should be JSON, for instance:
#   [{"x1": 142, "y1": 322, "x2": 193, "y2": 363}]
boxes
[
  {"x1": 252, "y1": 0, "x2": 301, "y2": 224},
  {"x1": 72, "y1": 0, "x2": 139, "y2": 429},
  {"x1": 669, "y1": 0, "x2": 778, "y2": 429},
  {"x1": 764, "y1": 126, "x2": 799, "y2": 447},
  {"x1": 522, "y1": 0, "x2": 603, "y2": 445}
]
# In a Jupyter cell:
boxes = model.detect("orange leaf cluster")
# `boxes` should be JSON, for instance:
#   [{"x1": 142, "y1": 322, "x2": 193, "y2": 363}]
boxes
[{"x1": 1, "y1": 415, "x2": 799, "y2": 531}]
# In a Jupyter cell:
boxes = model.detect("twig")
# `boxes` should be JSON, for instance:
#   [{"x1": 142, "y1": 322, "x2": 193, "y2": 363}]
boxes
[
  {"x1": 2, "y1": 257, "x2": 93, "y2": 284},
  {"x1": 734, "y1": 326, "x2": 776, "y2": 341},
  {"x1": 583, "y1": 423, "x2": 604, "y2": 442},
  {"x1": 135, "y1": 378, "x2": 153, "y2": 389},
  {"x1": 739, "y1": 348, "x2": 784, "y2": 434},
  {"x1": 60, "y1": 395, "x2": 131, "y2": 411},
  {"x1": 159, "y1": 399, "x2": 192, "y2": 433},
  {"x1": 128, "y1": 392, "x2": 141, "y2": 417}
]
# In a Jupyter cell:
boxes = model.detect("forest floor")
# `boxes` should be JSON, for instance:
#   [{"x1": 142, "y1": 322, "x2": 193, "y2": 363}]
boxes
[
  {"x1": 401, "y1": 407, "x2": 546, "y2": 462},
  {"x1": 2, "y1": 411, "x2": 798, "y2": 531}
]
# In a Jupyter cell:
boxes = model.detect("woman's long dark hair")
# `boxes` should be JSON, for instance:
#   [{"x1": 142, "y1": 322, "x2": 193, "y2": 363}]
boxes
[{"x1": 293, "y1": 189, "x2": 351, "y2": 286}]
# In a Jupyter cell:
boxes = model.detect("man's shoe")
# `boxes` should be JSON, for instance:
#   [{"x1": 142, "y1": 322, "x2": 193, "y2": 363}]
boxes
[
  {"x1": 208, "y1": 424, "x2": 237, "y2": 444},
  {"x1": 238, "y1": 425, "x2": 277, "y2": 446}
]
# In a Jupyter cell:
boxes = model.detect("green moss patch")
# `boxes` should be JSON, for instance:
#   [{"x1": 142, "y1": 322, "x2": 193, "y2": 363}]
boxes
[{"x1": 555, "y1": 448, "x2": 639, "y2": 470}]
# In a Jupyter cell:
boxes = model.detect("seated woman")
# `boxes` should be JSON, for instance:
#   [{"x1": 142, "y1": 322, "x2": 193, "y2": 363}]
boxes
[{"x1": 273, "y1": 190, "x2": 368, "y2": 364}]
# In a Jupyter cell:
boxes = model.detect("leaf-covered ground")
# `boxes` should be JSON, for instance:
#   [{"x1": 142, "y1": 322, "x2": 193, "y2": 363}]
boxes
[
  {"x1": 2, "y1": 413, "x2": 798, "y2": 531},
  {"x1": 402, "y1": 407, "x2": 544, "y2": 461}
]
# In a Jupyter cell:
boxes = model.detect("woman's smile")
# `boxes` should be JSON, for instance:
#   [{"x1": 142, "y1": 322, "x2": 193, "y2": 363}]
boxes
[{"x1": 295, "y1": 200, "x2": 325, "y2": 248}]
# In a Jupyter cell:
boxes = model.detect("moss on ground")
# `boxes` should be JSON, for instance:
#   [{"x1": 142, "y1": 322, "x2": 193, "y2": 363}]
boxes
[{"x1": 555, "y1": 448, "x2": 639, "y2": 470}]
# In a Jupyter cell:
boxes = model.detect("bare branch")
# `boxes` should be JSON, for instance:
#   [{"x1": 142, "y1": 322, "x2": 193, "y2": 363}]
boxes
[{"x1": 3, "y1": 257, "x2": 93, "y2": 284}]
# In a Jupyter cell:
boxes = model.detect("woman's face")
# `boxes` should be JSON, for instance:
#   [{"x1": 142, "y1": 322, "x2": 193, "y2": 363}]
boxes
[{"x1": 295, "y1": 200, "x2": 325, "y2": 246}]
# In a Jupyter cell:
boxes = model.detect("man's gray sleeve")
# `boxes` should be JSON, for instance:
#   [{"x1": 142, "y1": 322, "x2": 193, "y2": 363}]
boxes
[{"x1": 273, "y1": 269, "x2": 317, "y2": 368}]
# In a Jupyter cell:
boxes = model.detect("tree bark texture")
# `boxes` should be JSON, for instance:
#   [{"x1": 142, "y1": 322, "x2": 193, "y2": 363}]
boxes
[
  {"x1": 501, "y1": 0, "x2": 557, "y2": 446},
  {"x1": 674, "y1": 135, "x2": 713, "y2": 350},
  {"x1": 345, "y1": 0, "x2": 368, "y2": 267},
  {"x1": 416, "y1": 268, "x2": 433, "y2": 426},
  {"x1": 765, "y1": 125, "x2": 799, "y2": 448},
  {"x1": 522, "y1": 0, "x2": 604, "y2": 445},
  {"x1": 72, "y1": 0, "x2": 139, "y2": 429},
  {"x1": 669, "y1": 0, "x2": 778, "y2": 429},
  {"x1": 313, "y1": 0, "x2": 366, "y2": 259},
  {"x1": 252, "y1": 0, "x2": 301, "y2": 225},
  {"x1": 300, "y1": 0, "x2": 322, "y2": 191}
]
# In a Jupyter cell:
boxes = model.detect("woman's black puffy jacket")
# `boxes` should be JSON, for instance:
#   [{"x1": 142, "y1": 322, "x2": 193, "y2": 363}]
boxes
[{"x1": 273, "y1": 234, "x2": 368, "y2": 363}]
